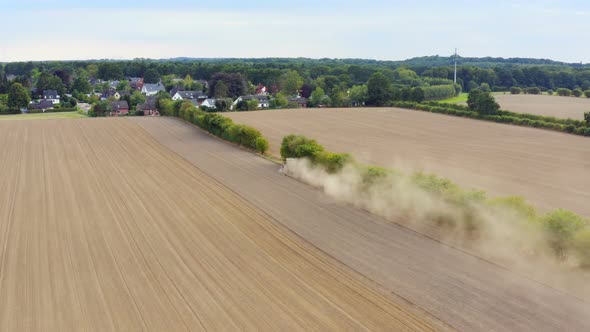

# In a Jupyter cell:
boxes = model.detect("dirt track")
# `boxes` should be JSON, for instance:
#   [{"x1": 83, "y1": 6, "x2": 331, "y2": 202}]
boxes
[
  {"x1": 225, "y1": 107, "x2": 590, "y2": 216},
  {"x1": 0, "y1": 119, "x2": 436, "y2": 331},
  {"x1": 495, "y1": 94, "x2": 590, "y2": 120},
  {"x1": 133, "y1": 117, "x2": 590, "y2": 332}
]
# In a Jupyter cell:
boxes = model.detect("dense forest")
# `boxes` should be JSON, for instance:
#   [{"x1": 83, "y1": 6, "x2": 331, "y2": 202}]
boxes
[{"x1": 2, "y1": 56, "x2": 590, "y2": 110}]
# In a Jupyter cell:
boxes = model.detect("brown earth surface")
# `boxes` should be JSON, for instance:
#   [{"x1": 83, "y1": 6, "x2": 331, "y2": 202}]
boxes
[
  {"x1": 0, "y1": 119, "x2": 438, "y2": 331},
  {"x1": 494, "y1": 94, "x2": 589, "y2": 120},
  {"x1": 225, "y1": 107, "x2": 590, "y2": 217},
  {"x1": 132, "y1": 117, "x2": 590, "y2": 332}
]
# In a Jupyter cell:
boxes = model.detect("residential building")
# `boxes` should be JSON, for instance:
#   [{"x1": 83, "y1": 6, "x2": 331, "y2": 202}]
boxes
[
  {"x1": 110, "y1": 101, "x2": 129, "y2": 116},
  {"x1": 233, "y1": 95, "x2": 270, "y2": 109},
  {"x1": 43, "y1": 90, "x2": 60, "y2": 104},
  {"x1": 200, "y1": 98, "x2": 217, "y2": 109},
  {"x1": 128, "y1": 77, "x2": 144, "y2": 91},
  {"x1": 172, "y1": 91, "x2": 207, "y2": 101},
  {"x1": 138, "y1": 96, "x2": 159, "y2": 116},
  {"x1": 29, "y1": 100, "x2": 55, "y2": 112},
  {"x1": 141, "y1": 82, "x2": 165, "y2": 96},
  {"x1": 288, "y1": 97, "x2": 308, "y2": 108},
  {"x1": 255, "y1": 84, "x2": 269, "y2": 95}
]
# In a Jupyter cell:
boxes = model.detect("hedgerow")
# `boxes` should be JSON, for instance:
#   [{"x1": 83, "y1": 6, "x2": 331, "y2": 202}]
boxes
[
  {"x1": 166, "y1": 99, "x2": 269, "y2": 154},
  {"x1": 281, "y1": 133, "x2": 590, "y2": 266},
  {"x1": 387, "y1": 101, "x2": 590, "y2": 136}
]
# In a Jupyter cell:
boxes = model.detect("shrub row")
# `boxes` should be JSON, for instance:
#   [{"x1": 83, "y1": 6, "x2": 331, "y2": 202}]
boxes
[
  {"x1": 171, "y1": 101, "x2": 269, "y2": 154},
  {"x1": 27, "y1": 107, "x2": 79, "y2": 114},
  {"x1": 281, "y1": 134, "x2": 590, "y2": 266},
  {"x1": 388, "y1": 101, "x2": 590, "y2": 136},
  {"x1": 280, "y1": 134, "x2": 352, "y2": 173}
]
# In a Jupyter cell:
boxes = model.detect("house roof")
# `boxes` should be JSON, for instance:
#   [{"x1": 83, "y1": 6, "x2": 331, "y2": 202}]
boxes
[
  {"x1": 176, "y1": 91, "x2": 207, "y2": 99},
  {"x1": 241, "y1": 95, "x2": 269, "y2": 102},
  {"x1": 143, "y1": 83, "x2": 165, "y2": 93},
  {"x1": 128, "y1": 77, "x2": 143, "y2": 83},
  {"x1": 30, "y1": 99, "x2": 55, "y2": 109},
  {"x1": 138, "y1": 96, "x2": 157, "y2": 110},
  {"x1": 289, "y1": 97, "x2": 307, "y2": 104},
  {"x1": 111, "y1": 101, "x2": 129, "y2": 110},
  {"x1": 202, "y1": 98, "x2": 216, "y2": 106},
  {"x1": 43, "y1": 90, "x2": 58, "y2": 97}
]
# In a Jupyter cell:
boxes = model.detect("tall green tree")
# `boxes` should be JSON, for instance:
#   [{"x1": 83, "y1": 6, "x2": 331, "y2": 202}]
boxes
[
  {"x1": 349, "y1": 85, "x2": 368, "y2": 105},
  {"x1": 367, "y1": 72, "x2": 392, "y2": 106},
  {"x1": 310, "y1": 87, "x2": 326, "y2": 107},
  {"x1": 279, "y1": 70, "x2": 304, "y2": 95},
  {"x1": 71, "y1": 74, "x2": 92, "y2": 94},
  {"x1": 214, "y1": 81, "x2": 229, "y2": 98},
  {"x1": 7, "y1": 83, "x2": 31, "y2": 109},
  {"x1": 467, "y1": 89, "x2": 500, "y2": 115},
  {"x1": 143, "y1": 68, "x2": 161, "y2": 84}
]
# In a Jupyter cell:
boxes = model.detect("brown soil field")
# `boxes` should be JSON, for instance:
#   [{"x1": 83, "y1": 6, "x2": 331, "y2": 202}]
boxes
[
  {"x1": 133, "y1": 117, "x2": 590, "y2": 332},
  {"x1": 225, "y1": 108, "x2": 590, "y2": 217},
  {"x1": 494, "y1": 94, "x2": 590, "y2": 120},
  {"x1": 0, "y1": 119, "x2": 437, "y2": 331}
]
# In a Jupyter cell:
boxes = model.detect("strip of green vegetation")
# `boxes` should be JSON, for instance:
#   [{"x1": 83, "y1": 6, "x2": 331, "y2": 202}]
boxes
[
  {"x1": 0, "y1": 111, "x2": 86, "y2": 121},
  {"x1": 438, "y1": 93, "x2": 468, "y2": 104},
  {"x1": 389, "y1": 100, "x2": 590, "y2": 136},
  {"x1": 280, "y1": 134, "x2": 590, "y2": 267},
  {"x1": 165, "y1": 99, "x2": 269, "y2": 154}
]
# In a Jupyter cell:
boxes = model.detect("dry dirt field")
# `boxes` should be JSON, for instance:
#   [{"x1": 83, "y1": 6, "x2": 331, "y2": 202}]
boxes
[
  {"x1": 0, "y1": 119, "x2": 436, "y2": 331},
  {"x1": 225, "y1": 107, "x2": 590, "y2": 217},
  {"x1": 133, "y1": 117, "x2": 590, "y2": 332},
  {"x1": 494, "y1": 94, "x2": 590, "y2": 120}
]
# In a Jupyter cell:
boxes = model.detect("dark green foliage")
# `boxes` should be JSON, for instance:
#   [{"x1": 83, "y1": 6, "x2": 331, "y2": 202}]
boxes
[
  {"x1": 367, "y1": 72, "x2": 392, "y2": 106},
  {"x1": 143, "y1": 68, "x2": 161, "y2": 84},
  {"x1": 510, "y1": 87, "x2": 522, "y2": 94},
  {"x1": 191, "y1": 112, "x2": 269, "y2": 153},
  {"x1": 279, "y1": 134, "x2": 351, "y2": 173},
  {"x1": 525, "y1": 87, "x2": 540, "y2": 94},
  {"x1": 572, "y1": 88, "x2": 583, "y2": 97},
  {"x1": 584, "y1": 90, "x2": 590, "y2": 98},
  {"x1": 467, "y1": 89, "x2": 499, "y2": 115},
  {"x1": 556, "y1": 88, "x2": 572, "y2": 96},
  {"x1": 422, "y1": 84, "x2": 456, "y2": 100},
  {"x1": 584, "y1": 112, "x2": 590, "y2": 126},
  {"x1": 7, "y1": 83, "x2": 30, "y2": 110}
]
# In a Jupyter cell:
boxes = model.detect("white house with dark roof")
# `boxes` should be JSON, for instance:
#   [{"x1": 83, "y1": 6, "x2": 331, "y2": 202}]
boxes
[
  {"x1": 233, "y1": 95, "x2": 270, "y2": 109},
  {"x1": 172, "y1": 91, "x2": 207, "y2": 101},
  {"x1": 200, "y1": 98, "x2": 217, "y2": 109},
  {"x1": 42, "y1": 90, "x2": 60, "y2": 104},
  {"x1": 141, "y1": 82, "x2": 165, "y2": 96}
]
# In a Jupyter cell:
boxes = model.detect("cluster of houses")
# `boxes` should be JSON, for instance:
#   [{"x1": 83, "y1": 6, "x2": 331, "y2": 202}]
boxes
[
  {"x1": 27, "y1": 75, "x2": 309, "y2": 115},
  {"x1": 29, "y1": 90, "x2": 61, "y2": 112}
]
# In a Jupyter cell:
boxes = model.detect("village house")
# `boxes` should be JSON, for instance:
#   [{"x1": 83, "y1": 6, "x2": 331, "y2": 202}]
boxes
[
  {"x1": 141, "y1": 82, "x2": 165, "y2": 96},
  {"x1": 29, "y1": 99, "x2": 55, "y2": 112},
  {"x1": 137, "y1": 96, "x2": 159, "y2": 116},
  {"x1": 288, "y1": 97, "x2": 308, "y2": 108},
  {"x1": 128, "y1": 77, "x2": 144, "y2": 91},
  {"x1": 255, "y1": 84, "x2": 269, "y2": 95},
  {"x1": 43, "y1": 90, "x2": 60, "y2": 104},
  {"x1": 110, "y1": 100, "x2": 129, "y2": 116},
  {"x1": 235, "y1": 95, "x2": 270, "y2": 108},
  {"x1": 172, "y1": 91, "x2": 207, "y2": 101},
  {"x1": 200, "y1": 98, "x2": 217, "y2": 109}
]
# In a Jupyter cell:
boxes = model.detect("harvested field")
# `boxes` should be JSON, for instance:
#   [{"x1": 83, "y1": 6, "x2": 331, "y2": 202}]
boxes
[
  {"x1": 225, "y1": 108, "x2": 590, "y2": 217},
  {"x1": 494, "y1": 94, "x2": 590, "y2": 120},
  {"x1": 133, "y1": 117, "x2": 590, "y2": 332},
  {"x1": 0, "y1": 119, "x2": 436, "y2": 331}
]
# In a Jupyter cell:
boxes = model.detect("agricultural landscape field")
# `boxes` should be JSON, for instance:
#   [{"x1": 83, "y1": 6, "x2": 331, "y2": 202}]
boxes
[
  {"x1": 225, "y1": 107, "x2": 590, "y2": 217},
  {"x1": 493, "y1": 94, "x2": 590, "y2": 120},
  {"x1": 0, "y1": 118, "x2": 437, "y2": 331}
]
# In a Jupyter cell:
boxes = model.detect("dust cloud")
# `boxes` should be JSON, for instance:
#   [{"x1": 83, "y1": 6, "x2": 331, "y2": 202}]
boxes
[{"x1": 285, "y1": 158, "x2": 590, "y2": 297}]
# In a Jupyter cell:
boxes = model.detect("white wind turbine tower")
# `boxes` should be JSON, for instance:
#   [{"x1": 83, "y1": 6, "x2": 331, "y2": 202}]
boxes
[{"x1": 454, "y1": 48, "x2": 458, "y2": 84}]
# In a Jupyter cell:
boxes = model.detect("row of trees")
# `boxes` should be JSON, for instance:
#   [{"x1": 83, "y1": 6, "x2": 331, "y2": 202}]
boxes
[{"x1": 4, "y1": 58, "x2": 590, "y2": 97}]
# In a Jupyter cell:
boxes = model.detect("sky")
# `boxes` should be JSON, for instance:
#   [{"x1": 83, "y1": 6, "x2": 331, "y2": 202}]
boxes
[{"x1": 0, "y1": 0, "x2": 589, "y2": 62}]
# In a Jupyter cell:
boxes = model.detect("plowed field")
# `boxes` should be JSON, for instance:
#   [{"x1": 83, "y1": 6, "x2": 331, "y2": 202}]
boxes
[
  {"x1": 0, "y1": 119, "x2": 435, "y2": 331},
  {"x1": 225, "y1": 108, "x2": 590, "y2": 216}
]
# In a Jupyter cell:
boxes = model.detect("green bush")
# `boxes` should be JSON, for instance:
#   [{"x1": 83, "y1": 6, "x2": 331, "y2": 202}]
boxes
[
  {"x1": 542, "y1": 209, "x2": 587, "y2": 259},
  {"x1": 584, "y1": 90, "x2": 590, "y2": 98},
  {"x1": 572, "y1": 229, "x2": 590, "y2": 266},
  {"x1": 255, "y1": 136, "x2": 269, "y2": 154},
  {"x1": 510, "y1": 87, "x2": 522, "y2": 94},
  {"x1": 556, "y1": 88, "x2": 572, "y2": 96},
  {"x1": 572, "y1": 89, "x2": 583, "y2": 97}
]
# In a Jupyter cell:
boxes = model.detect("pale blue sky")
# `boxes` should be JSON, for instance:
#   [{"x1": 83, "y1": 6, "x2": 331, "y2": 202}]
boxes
[{"x1": 1, "y1": 0, "x2": 589, "y2": 62}]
